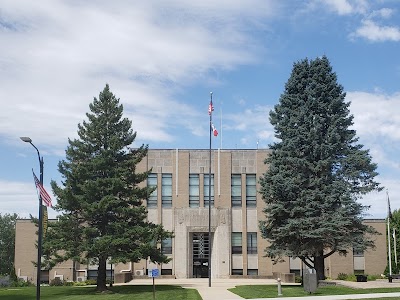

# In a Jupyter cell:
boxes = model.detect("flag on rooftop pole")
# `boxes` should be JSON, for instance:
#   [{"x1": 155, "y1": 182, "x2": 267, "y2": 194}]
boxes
[
  {"x1": 208, "y1": 97, "x2": 214, "y2": 115},
  {"x1": 33, "y1": 170, "x2": 53, "y2": 207},
  {"x1": 388, "y1": 190, "x2": 393, "y2": 220},
  {"x1": 211, "y1": 123, "x2": 218, "y2": 137}
]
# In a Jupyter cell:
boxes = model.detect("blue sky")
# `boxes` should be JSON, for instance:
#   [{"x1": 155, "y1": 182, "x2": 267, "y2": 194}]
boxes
[{"x1": 1, "y1": 0, "x2": 400, "y2": 219}]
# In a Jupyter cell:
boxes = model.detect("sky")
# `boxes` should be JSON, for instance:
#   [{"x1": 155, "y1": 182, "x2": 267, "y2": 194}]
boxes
[{"x1": 1, "y1": 0, "x2": 400, "y2": 219}]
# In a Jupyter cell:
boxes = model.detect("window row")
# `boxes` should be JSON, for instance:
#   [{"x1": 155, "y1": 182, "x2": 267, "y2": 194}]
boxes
[
  {"x1": 152, "y1": 234, "x2": 258, "y2": 256},
  {"x1": 147, "y1": 173, "x2": 257, "y2": 207},
  {"x1": 232, "y1": 269, "x2": 258, "y2": 275},
  {"x1": 232, "y1": 232, "x2": 257, "y2": 254}
]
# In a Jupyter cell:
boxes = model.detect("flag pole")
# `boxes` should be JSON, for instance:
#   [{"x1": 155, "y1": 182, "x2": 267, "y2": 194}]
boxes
[
  {"x1": 20, "y1": 137, "x2": 43, "y2": 300},
  {"x1": 387, "y1": 190, "x2": 392, "y2": 282},
  {"x1": 208, "y1": 92, "x2": 213, "y2": 288},
  {"x1": 220, "y1": 104, "x2": 222, "y2": 150},
  {"x1": 394, "y1": 228, "x2": 398, "y2": 268}
]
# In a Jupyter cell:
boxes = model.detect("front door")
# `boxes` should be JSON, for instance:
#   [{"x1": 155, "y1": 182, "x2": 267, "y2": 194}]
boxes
[{"x1": 192, "y1": 233, "x2": 210, "y2": 278}]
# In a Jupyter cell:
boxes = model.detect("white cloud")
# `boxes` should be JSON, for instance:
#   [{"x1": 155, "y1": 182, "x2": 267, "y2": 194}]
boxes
[
  {"x1": 352, "y1": 19, "x2": 400, "y2": 42},
  {"x1": 0, "y1": 180, "x2": 57, "y2": 219},
  {"x1": 360, "y1": 177, "x2": 400, "y2": 219},
  {"x1": 348, "y1": 91, "x2": 400, "y2": 141},
  {"x1": 323, "y1": 0, "x2": 354, "y2": 15},
  {"x1": 0, "y1": 0, "x2": 275, "y2": 154},
  {"x1": 319, "y1": 0, "x2": 368, "y2": 15},
  {"x1": 223, "y1": 105, "x2": 274, "y2": 147},
  {"x1": 348, "y1": 90, "x2": 400, "y2": 174},
  {"x1": 370, "y1": 8, "x2": 395, "y2": 19}
]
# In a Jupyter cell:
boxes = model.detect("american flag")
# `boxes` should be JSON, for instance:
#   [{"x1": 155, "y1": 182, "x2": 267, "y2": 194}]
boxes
[
  {"x1": 33, "y1": 171, "x2": 52, "y2": 207},
  {"x1": 208, "y1": 99, "x2": 214, "y2": 115}
]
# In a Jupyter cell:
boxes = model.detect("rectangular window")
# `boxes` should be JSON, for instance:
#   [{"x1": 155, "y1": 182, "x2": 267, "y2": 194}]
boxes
[
  {"x1": 189, "y1": 174, "x2": 200, "y2": 208},
  {"x1": 231, "y1": 174, "x2": 242, "y2": 207},
  {"x1": 162, "y1": 174, "x2": 172, "y2": 207},
  {"x1": 162, "y1": 237, "x2": 172, "y2": 254},
  {"x1": 161, "y1": 269, "x2": 172, "y2": 275},
  {"x1": 353, "y1": 248, "x2": 364, "y2": 257},
  {"x1": 147, "y1": 173, "x2": 158, "y2": 208},
  {"x1": 246, "y1": 174, "x2": 257, "y2": 207},
  {"x1": 232, "y1": 232, "x2": 242, "y2": 254},
  {"x1": 232, "y1": 269, "x2": 243, "y2": 275},
  {"x1": 247, "y1": 232, "x2": 257, "y2": 254},
  {"x1": 247, "y1": 269, "x2": 258, "y2": 276},
  {"x1": 204, "y1": 174, "x2": 214, "y2": 207}
]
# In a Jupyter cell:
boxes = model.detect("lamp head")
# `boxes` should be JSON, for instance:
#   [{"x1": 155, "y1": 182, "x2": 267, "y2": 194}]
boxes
[{"x1": 20, "y1": 136, "x2": 32, "y2": 143}]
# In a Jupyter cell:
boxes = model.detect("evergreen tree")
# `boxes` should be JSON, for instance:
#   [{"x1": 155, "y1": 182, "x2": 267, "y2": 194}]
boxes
[
  {"x1": 0, "y1": 213, "x2": 18, "y2": 275},
  {"x1": 387, "y1": 208, "x2": 400, "y2": 274},
  {"x1": 43, "y1": 84, "x2": 172, "y2": 291},
  {"x1": 259, "y1": 56, "x2": 381, "y2": 280}
]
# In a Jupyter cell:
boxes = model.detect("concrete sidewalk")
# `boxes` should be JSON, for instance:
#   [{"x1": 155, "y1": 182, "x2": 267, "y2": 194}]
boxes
[{"x1": 124, "y1": 278, "x2": 400, "y2": 300}]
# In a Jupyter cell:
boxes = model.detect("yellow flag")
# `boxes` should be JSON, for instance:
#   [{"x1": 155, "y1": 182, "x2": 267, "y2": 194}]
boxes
[{"x1": 42, "y1": 206, "x2": 48, "y2": 239}]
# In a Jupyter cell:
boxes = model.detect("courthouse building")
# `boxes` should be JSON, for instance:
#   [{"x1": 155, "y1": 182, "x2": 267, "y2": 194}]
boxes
[{"x1": 14, "y1": 149, "x2": 387, "y2": 283}]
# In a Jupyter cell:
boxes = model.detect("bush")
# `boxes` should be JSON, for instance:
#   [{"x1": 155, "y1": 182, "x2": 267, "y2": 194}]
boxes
[
  {"x1": 49, "y1": 278, "x2": 64, "y2": 286},
  {"x1": 347, "y1": 274, "x2": 357, "y2": 282},
  {"x1": 337, "y1": 273, "x2": 347, "y2": 280},
  {"x1": 9, "y1": 266, "x2": 18, "y2": 283},
  {"x1": 367, "y1": 274, "x2": 379, "y2": 281},
  {"x1": 295, "y1": 275, "x2": 302, "y2": 284},
  {"x1": 11, "y1": 279, "x2": 33, "y2": 287},
  {"x1": 64, "y1": 281, "x2": 74, "y2": 286},
  {"x1": 0, "y1": 276, "x2": 10, "y2": 287},
  {"x1": 84, "y1": 279, "x2": 97, "y2": 285}
]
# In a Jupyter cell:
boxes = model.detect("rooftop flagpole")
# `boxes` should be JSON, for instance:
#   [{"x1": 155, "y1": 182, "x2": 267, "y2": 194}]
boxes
[
  {"x1": 208, "y1": 92, "x2": 213, "y2": 288},
  {"x1": 220, "y1": 103, "x2": 222, "y2": 150}
]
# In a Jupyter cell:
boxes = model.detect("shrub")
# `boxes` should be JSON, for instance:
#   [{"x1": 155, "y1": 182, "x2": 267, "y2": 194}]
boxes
[
  {"x1": 337, "y1": 273, "x2": 347, "y2": 280},
  {"x1": 295, "y1": 275, "x2": 302, "y2": 284},
  {"x1": 9, "y1": 266, "x2": 18, "y2": 283},
  {"x1": 367, "y1": 274, "x2": 379, "y2": 281},
  {"x1": 49, "y1": 278, "x2": 64, "y2": 286},
  {"x1": 347, "y1": 274, "x2": 357, "y2": 282},
  {"x1": 11, "y1": 279, "x2": 33, "y2": 287},
  {"x1": 85, "y1": 279, "x2": 97, "y2": 285},
  {"x1": 0, "y1": 276, "x2": 10, "y2": 287}
]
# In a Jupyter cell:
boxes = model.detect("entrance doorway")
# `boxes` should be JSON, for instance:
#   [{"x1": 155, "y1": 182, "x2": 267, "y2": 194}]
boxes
[{"x1": 192, "y1": 233, "x2": 210, "y2": 278}]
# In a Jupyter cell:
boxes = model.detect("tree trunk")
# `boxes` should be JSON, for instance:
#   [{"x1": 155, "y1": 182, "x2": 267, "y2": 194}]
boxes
[
  {"x1": 314, "y1": 253, "x2": 326, "y2": 281},
  {"x1": 96, "y1": 256, "x2": 108, "y2": 292}
]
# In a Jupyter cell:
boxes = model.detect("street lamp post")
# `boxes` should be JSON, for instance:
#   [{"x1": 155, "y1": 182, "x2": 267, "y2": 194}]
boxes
[{"x1": 20, "y1": 137, "x2": 44, "y2": 300}]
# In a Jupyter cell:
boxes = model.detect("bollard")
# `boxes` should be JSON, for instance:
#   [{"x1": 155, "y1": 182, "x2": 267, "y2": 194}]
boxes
[{"x1": 277, "y1": 277, "x2": 283, "y2": 296}]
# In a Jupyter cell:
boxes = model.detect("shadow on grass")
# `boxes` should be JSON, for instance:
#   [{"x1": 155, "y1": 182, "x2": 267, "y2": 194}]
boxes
[
  {"x1": 229, "y1": 284, "x2": 400, "y2": 299},
  {"x1": 1, "y1": 285, "x2": 201, "y2": 300}
]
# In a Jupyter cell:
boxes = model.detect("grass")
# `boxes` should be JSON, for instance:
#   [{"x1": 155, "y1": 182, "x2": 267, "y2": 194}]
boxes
[
  {"x1": 351, "y1": 298, "x2": 400, "y2": 300},
  {"x1": 0, "y1": 285, "x2": 201, "y2": 300},
  {"x1": 228, "y1": 284, "x2": 400, "y2": 299}
]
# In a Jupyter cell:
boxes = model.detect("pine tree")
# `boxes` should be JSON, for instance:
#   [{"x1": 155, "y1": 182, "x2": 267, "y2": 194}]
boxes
[
  {"x1": 0, "y1": 213, "x2": 18, "y2": 276},
  {"x1": 43, "y1": 84, "x2": 171, "y2": 291},
  {"x1": 259, "y1": 56, "x2": 381, "y2": 281},
  {"x1": 388, "y1": 208, "x2": 400, "y2": 274}
]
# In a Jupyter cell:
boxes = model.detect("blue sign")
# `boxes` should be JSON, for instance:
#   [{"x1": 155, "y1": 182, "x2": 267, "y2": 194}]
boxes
[{"x1": 148, "y1": 268, "x2": 159, "y2": 278}]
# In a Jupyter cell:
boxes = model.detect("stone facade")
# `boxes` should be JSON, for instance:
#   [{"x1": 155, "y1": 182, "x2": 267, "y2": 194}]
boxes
[{"x1": 14, "y1": 149, "x2": 388, "y2": 283}]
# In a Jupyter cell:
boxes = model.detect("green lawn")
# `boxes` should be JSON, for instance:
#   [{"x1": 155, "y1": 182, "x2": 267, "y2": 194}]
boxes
[
  {"x1": 350, "y1": 298, "x2": 400, "y2": 300},
  {"x1": 228, "y1": 284, "x2": 400, "y2": 299},
  {"x1": 0, "y1": 285, "x2": 201, "y2": 300}
]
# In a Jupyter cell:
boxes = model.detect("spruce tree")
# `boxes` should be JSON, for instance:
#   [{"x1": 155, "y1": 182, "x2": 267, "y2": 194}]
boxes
[
  {"x1": 259, "y1": 56, "x2": 381, "y2": 280},
  {"x1": 0, "y1": 213, "x2": 18, "y2": 276},
  {"x1": 43, "y1": 84, "x2": 171, "y2": 291}
]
